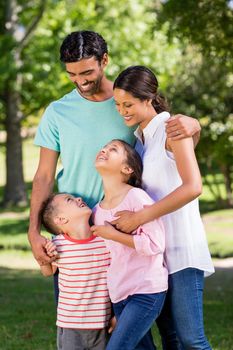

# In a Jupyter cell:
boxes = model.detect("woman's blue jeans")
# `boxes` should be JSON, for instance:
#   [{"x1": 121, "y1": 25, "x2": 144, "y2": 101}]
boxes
[
  {"x1": 106, "y1": 292, "x2": 166, "y2": 350},
  {"x1": 156, "y1": 268, "x2": 212, "y2": 350}
]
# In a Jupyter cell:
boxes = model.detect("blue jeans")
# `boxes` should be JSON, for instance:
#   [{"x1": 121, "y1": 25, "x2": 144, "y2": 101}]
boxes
[
  {"x1": 156, "y1": 268, "x2": 212, "y2": 350},
  {"x1": 106, "y1": 292, "x2": 166, "y2": 350}
]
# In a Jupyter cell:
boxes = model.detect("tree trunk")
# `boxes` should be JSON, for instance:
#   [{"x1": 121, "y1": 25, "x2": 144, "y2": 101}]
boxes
[{"x1": 3, "y1": 89, "x2": 27, "y2": 206}]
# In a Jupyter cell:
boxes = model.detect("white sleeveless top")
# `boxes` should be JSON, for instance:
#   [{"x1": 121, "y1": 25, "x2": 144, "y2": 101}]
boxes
[{"x1": 135, "y1": 111, "x2": 214, "y2": 277}]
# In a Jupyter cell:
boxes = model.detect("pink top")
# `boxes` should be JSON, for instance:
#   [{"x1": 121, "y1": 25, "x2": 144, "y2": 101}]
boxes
[{"x1": 93, "y1": 187, "x2": 168, "y2": 303}]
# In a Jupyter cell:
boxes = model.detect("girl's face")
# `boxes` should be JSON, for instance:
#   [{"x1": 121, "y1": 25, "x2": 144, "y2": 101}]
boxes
[
  {"x1": 95, "y1": 141, "x2": 130, "y2": 175},
  {"x1": 113, "y1": 88, "x2": 154, "y2": 128}
]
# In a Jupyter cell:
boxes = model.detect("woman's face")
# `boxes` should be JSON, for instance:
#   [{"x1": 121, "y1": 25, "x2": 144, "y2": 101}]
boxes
[{"x1": 113, "y1": 88, "x2": 153, "y2": 128}]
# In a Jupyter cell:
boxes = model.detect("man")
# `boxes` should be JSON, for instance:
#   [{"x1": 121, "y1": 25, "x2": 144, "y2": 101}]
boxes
[{"x1": 28, "y1": 30, "x2": 200, "y2": 349}]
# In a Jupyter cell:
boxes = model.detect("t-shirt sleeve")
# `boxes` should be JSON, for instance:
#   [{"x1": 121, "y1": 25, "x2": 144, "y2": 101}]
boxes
[{"x1": 34, "y1": 104, "x2": 60, "y2": 152}]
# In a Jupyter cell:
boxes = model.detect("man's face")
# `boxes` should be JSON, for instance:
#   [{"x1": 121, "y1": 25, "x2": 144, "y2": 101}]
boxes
[{"x1": 65, "y1": 56, "x2": 107, "y2": 97}]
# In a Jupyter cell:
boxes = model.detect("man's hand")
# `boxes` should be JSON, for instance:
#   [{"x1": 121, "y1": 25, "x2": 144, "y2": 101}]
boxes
[
  {"x1": 166, "y1": 114, "x2": 201, "y2": 140},
  {"x1": 29, "y1": 233, "x2": 57, "y2": 265}
]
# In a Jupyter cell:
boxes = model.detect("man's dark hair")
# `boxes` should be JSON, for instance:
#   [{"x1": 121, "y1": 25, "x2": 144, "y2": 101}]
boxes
[
  {"x1": 60, "y1": 30, "x2": 108, "y2": 64},
  {"x1": 40, "y1": 194, "x2": 62, "y2": 235}
]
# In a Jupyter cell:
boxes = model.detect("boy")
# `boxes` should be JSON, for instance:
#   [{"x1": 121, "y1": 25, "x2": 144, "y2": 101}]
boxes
[{"x1": 40, "y1": 193, "x2": 112, "y2": 350}]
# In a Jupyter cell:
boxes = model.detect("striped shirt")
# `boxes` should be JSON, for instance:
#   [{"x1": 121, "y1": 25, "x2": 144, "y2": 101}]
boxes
[{"x1": 52, "y1": 234, "x2": 111, "y2": 329}]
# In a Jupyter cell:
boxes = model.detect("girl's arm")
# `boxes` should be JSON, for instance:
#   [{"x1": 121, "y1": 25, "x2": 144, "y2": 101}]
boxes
[
  {"x1": 112, "y1": 137, "x2": 202, "y2": 232},
  {"x1": 91, "y1": 220, "x2": 165, "y2": 256},
  {"x1": 91, "y1": 223, "x2": 135, "y2": 249}
]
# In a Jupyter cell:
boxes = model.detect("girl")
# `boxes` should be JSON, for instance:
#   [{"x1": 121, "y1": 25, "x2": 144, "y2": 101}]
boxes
[
  {"x1": 111, "y1": 66, "x2": 214, "y2": 349},
  {"x1": 91, "y1": 139, "x2": 168, "y2": 350}
]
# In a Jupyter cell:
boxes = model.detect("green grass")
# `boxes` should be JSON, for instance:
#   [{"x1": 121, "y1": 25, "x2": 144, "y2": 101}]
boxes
[
  {"x1": 0, "y1": 267, "x2": 56, "y2": 350},
  {"x1": 203, "y1": 209, "x2": 233, "y2": 258},
  {"x1": 0, "y1": 266, "x2": 232, "y2": 350}
]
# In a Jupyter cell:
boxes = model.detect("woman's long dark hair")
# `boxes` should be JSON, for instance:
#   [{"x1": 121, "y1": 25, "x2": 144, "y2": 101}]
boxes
[
  {"x1": 113, "y1": 65, "x2": 169, "y2": 113},
  {"x1": 113, "y1": 139, "x2": 143, "y2": 188}
]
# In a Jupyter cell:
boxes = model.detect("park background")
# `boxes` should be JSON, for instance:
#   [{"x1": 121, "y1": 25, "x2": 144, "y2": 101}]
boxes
[{"x1": 0, "y1": 0, "x2": 232, "y2": 349}]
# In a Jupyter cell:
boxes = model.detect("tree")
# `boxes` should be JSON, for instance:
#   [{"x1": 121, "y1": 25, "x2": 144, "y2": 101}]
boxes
[
  {"x1": 0, "y1": 0, "x2": 47, "y2": 206},
  {"x1": 0, "y1": 0, "x2": 182, "y2": 207},
  {"x1": 157, "y1": 0, "x2": 233, "y2": 207}
]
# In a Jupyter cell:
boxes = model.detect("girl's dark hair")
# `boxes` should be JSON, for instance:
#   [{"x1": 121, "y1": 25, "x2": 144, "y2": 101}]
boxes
[
  {"x1": 113, "y1": 65, "x2": 169, "y2": 114},
  {"x1": 113, "y1": 139, "x2": 143, "y2": 188},
  {"x1": 60, "y1": 30, "x2": 108, "y2": 64}
]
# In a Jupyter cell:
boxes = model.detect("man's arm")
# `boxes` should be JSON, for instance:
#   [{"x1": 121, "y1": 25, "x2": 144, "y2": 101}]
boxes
[
  {"x1": 28, "y1": 147, "x2": 59, "y2": 265},
  {"x1": 166, "y1": 114, "x2": 201, "y2": 148}
]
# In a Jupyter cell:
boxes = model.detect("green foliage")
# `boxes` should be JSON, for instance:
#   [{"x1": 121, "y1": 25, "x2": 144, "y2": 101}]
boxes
[
  {"x1": 0, "y1": 0, "x2": 183, "y2": 128},
  {"x1": 157, "y1": 0, "x2": 233, "y2": 206},
  {"x1": 157, "y1": 0, "x2": 233, "y2": 66}
]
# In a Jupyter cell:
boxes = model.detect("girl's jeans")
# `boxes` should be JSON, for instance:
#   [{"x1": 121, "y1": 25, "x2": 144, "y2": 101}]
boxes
[{"x1": 106, "y1": 291, "x2": 166, "y2": 350}]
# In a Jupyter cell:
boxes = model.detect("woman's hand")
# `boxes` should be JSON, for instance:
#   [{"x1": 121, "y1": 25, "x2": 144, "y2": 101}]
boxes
[{"x1": 111, "y1": 210, "x2": 141, "y2": 233}]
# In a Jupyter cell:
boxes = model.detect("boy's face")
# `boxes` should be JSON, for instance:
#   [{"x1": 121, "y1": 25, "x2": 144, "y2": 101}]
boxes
[{"x1": 53, "y1": 194, "x2": 92, "y2": 222}]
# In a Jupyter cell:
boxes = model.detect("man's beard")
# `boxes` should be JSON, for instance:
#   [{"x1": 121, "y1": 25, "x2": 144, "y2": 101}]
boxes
[{"x1": 76, "y1": 75, "x2": 102, "y2": 97}]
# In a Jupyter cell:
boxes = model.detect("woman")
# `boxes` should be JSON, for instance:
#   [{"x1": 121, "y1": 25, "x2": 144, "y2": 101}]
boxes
[{"x1": 111, "y1": 66, "x2": 214, "y2": 349}]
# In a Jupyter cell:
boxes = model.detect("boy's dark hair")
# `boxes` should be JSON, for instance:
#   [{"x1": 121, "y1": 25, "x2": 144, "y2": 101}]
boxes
[
  {"x1": 60, "y1": 30, "x2": 108, "y2": 64},
  {"x1": 40, "y1": 194, "x2": 62, "y2": 235},
  {"x1": 113, "y1": 139, "x2": 143, "y2": 188},
  {"x1": 114, "y1": 65, "x2": 169, "y2": 114}
]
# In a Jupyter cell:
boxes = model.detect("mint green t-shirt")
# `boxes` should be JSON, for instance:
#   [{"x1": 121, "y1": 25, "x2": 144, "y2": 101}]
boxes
[{"x1": 34, "y1": 89, "x2": 135, "y2": 208}]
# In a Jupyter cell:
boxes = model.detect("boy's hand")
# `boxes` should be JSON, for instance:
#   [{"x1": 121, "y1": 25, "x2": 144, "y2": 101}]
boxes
[
  {"x1": 45, "y1": 240, "x2": 58, "y2": 258},
  {"x1": 108, "y1": 316, "x2": 117, "y2": 334},
  {"x1": 91, "y1": 222, "x2": 117, "y2": 240}
]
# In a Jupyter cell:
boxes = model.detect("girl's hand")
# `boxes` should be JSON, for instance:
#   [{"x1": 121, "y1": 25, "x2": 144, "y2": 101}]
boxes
[
  {"x1": 91, "y1": 222, "x2": 117, "y2": 240},
  {"x1": 111, "y1": 210, "x2": 141, "y2": 233},
  {"x1": 45, "y1": 240, "x2": 58, "y2": 258}
]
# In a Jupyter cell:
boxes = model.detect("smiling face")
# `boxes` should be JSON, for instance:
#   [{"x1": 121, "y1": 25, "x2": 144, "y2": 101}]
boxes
[
  {"x1": 95, "y1": 140, "x2": 134, "y2": 181},
  {"x1": 95, "y1": 140, "x2": 127, "y2": 171},
  {"x1": 65, "y1": 55, "x2": 107, "y2": 97},
  {"x1": 53, "y1": 194, "x2": 92, "y2": 223},
  {"x1": 114, "y1": 88, "x2": 154, "y2": 129}
]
